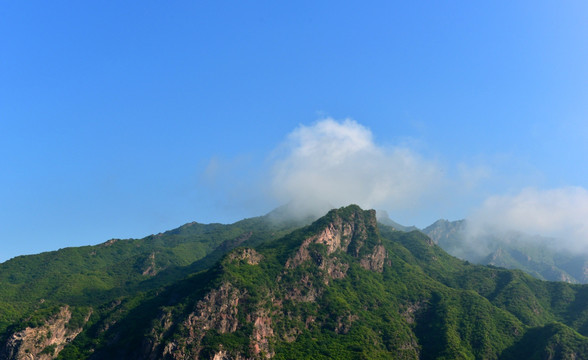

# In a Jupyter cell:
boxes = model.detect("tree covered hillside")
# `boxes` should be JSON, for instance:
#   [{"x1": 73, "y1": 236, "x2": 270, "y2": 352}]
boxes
[{"x1": 1, "y1": 206, "x2": 588, "y2": 359}]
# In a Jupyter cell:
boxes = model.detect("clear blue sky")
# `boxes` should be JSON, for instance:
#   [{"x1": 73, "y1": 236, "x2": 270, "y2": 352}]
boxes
[{"x1": 1, "y1": 1, "x2": 588, "y2": 262}]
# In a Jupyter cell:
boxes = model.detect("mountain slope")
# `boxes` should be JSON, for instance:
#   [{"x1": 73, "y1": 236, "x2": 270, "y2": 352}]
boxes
[
  {"x1": 76, "y1": 206, "x2": 520, "y2": 359},
  {"x1": 3, "y1": 206, "x2": 588, "y2": 359},
  {"x1": 0, "y1": 212, "x2": 308, "y2": 358},
  {"x1": 423, "y1": 219, "x2": 588, "y2": 284}
]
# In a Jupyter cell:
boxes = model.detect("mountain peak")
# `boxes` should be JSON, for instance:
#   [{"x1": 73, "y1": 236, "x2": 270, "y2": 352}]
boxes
[
  {"x1": 285, "y1": 205, "x2": 383, "y2": 271},
  {"x1": 4, "y1": 206, "x2": 588, "y2": 359},
  {"x1": 322, "y1": 204, "x2": 376, "y2": 227},
  {"x1": 375, "y1": 209, "x2": 418, "y2": 232}
]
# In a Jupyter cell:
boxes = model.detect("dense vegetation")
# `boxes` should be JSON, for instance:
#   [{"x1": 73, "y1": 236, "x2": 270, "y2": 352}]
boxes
[
  {"x1": 0, "y1": 209, "x2": 306, "y2": 338},
  {"x1": 2, "y1": 205, "x2": 588, "y2": 359}
]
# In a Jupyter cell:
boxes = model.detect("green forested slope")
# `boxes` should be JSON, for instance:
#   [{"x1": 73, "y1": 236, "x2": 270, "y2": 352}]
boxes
[
  {"x1": 0, "y1": 212, "x2": 305, "y2": 338},
  {"x1": 2, "y1": 206, "x2": 588, "y2": 359}
]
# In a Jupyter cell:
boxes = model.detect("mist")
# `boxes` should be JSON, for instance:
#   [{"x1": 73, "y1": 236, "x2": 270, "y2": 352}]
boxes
[
  {"x1": 203, "y1": 118, "x2": 588, "y2": 258},
  {"x1": 467, "y1": 186, "x2": 588, "y2": 254},
  {"x1": 269, "y1": 118, "x2": 444, "y2": 219}
]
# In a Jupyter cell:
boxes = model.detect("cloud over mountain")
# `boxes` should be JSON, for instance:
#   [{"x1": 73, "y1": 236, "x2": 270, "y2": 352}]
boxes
[
  {"x1": 270, "y1": 118, "x2": 444, "y2": 216},
  {"x1": 468, "y1": 186, "x2": 588, "y2": 252}
]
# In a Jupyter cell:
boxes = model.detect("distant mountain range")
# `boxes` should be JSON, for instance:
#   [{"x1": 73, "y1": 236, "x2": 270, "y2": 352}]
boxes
[
  {"x1": 373, "y1": 210, "x2": 588, "y2": 284},
  {"x1": 1, "y1": 206, "x2": 588, "y2": 359},
  {"x1": 421, "y1": 219, "x2": 588, "y2": 284}
]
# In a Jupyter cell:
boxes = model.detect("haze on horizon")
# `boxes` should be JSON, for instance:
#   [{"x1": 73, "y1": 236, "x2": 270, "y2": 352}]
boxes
[{"x1": 2, "y1": 2, "x2": 588, "y2": 262}]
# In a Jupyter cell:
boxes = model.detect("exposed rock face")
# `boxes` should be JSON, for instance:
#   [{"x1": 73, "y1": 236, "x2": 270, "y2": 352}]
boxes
[
  {"x1": 320, "y1": 257, "x2": 349, "y2": 284},
  {"x1": 227, "y1": 248, "x2": 263, "y2": 265},
  {"x1": 286, "y1": 208, "x2": 384, "y2": 272},
  {"x1": 141, "y1": 207, "x2": 391, "y2": 359},
  {"x1": 286, "y1": 216, "x2": 357, "y2": 269},
  {"x1": 2, "y1": 306, "x2": 91, "y2": 360},
  {"x1": 212, "y1": 348, "x2": 246, "y2": 360},
  {"x1": 100, "y1": 238, "x2": 119, "y2": 247},
  {"x1": 142, "y1": 252, "x2": 158, "y2": 276},
  {"x1": 557, "y1": 271, "x2": 574, "y2": 283},
  {"x1": 250, "y1": 310, "x2": 274, "y2": 358},
  {"x1": 188, "y1": 282, "x2": 243, "y2": 334},
  {"x1": 285, "y1": 225, "x2": 344, "y2": 269},
  {"x1": 161, "y1": 282, "x2": 245, "y2": 359},
  {"x1": 270, "y1": 208, "x2": 390, "y2": 346},
  {"x1": 360, "y1": 244, "x2": 387, "y2": 272}
]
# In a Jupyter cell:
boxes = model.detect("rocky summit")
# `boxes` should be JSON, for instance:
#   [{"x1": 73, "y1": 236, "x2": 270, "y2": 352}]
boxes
[{"x1": 2, "y1": 205, "x2": 588, "y2": 359}]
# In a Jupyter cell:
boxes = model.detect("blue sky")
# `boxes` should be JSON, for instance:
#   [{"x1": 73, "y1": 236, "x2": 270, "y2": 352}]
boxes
[{"x1": 1, "y1": 1, "x2": 588, "y2": 262}]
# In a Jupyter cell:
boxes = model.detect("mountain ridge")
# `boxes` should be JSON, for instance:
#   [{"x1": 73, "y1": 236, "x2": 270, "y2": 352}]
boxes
[
  {"x1": 2, "y1": 206, "x2": 588, "y2": 359},
  {"x1": 422, "y1": 218, "x2": 588, "y2": 284}
]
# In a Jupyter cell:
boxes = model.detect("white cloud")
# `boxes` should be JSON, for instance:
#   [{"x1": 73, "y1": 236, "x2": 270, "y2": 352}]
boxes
[
  {"x1": 270, "y1": 118, "x2": 444, "y2": 217},
  {"x1": 468, "y1": 186, "x2": 588, "y2": 252}
]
